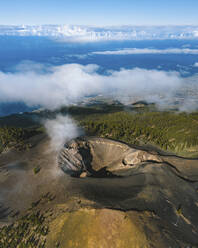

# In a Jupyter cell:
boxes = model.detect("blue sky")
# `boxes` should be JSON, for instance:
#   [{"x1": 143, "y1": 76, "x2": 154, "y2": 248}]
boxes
[{"x1": 1, "y1": 0, "x2": 198, "y2": 26}]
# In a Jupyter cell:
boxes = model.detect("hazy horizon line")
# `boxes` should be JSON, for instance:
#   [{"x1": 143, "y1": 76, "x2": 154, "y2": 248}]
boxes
[{"x1": 1, "y1": 24, "x2": 198, "y2": 27}]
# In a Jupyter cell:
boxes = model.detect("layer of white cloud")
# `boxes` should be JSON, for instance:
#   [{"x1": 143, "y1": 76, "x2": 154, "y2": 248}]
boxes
[
  {"x1": 0, "y1": 62, "x2": 184, "y2": 109},
  {"x1": 0, "y1": 63, "x2": 190, "y2": 112},
  {"x1": 2, "y1": 61, "x2": 198, "y2": 112},
  {"x1": 0, "y1": 25, "x2": 198, "y2": 42},
  {"x1": 92, "y1": 48, "x2": 198, "y2": 55},
  {"x1": 193, "y1": 62, "x2": 198, "y2": 67}
]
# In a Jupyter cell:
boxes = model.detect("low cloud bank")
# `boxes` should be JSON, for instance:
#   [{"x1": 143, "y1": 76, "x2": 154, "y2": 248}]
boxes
[
  {"x1": 92, "y1": 48, "x2": 198, "y2": 55},
  {"x1": 193, "y1": 62, "x2": 198, "y2": 67},
  {"x1": 0, "y1": 62, "x2": 185, "y2": 109}
]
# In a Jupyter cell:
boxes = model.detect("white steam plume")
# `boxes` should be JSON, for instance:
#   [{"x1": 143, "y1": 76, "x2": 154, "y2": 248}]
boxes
[{"x1": 44, "y1": 115, "x2": 83, "y2": 151}]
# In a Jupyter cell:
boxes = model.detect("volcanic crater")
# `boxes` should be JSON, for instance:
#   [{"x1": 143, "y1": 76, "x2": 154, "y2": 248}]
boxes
[{"x1": 58, "y1": 137, "x2": 162, "y2": 177}]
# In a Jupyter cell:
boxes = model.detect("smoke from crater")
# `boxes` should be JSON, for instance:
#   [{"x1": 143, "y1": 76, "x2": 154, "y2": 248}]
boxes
[{"x1": 44, "y1": 115, "x2": 83, "y2": 152}]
